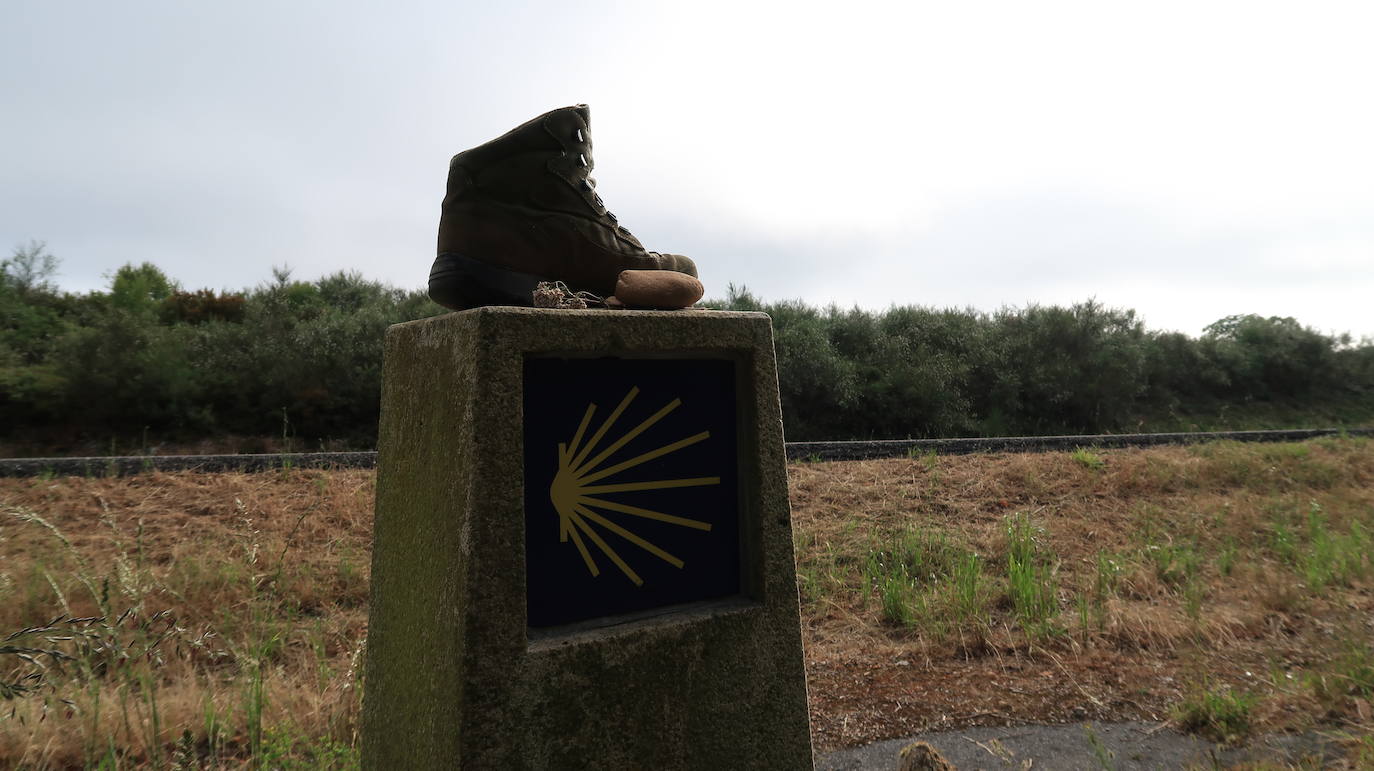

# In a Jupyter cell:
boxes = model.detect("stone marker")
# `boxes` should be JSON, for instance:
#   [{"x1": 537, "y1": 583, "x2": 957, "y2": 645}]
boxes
[{"x1": 362, "y1": 307, "x2": 815, "y2": 769}]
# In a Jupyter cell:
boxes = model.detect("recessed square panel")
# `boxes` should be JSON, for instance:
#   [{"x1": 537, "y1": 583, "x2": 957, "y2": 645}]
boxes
[{"x1": 523, "y1": 356, "x2": 740, "y2": 629}]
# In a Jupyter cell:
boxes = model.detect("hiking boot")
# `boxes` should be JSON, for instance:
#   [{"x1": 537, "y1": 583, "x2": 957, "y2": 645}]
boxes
[{"x1": 429, "y1": 104, "x2": 698, "y2": 310}]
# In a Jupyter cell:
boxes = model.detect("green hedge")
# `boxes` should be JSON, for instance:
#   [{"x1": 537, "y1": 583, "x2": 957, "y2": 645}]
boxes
[
  {"x1": 710, "y1": 288, "x2": 1374, "y2": 440},
  {"x1": 3, "y1": 247, "x2": 1371, "y2": 447}
]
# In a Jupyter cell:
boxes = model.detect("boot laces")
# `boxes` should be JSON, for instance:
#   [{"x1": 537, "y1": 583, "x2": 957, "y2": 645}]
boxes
[
  {"x1": 573, "y1": 129, "x2": 631, "y2": 236},
  {"x1": 532, "y1": 280, "x2": 605, "y2": 309}
]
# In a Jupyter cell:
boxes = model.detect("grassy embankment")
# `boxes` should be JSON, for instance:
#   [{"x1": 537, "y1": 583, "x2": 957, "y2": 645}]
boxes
[{"x1": 3, "y1": 436, "x2": 1374, "y2": 767}]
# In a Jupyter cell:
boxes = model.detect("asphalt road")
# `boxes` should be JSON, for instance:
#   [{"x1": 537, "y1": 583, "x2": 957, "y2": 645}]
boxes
[{"x1": 817, "y1": 721, "x2": 1340, "y2": 770}]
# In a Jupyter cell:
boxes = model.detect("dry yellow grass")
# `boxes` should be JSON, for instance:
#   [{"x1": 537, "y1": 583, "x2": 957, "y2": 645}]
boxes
[
  {"x1": 791, "y1": 437, "x2": 1374, "y2": 754},
  {"x1": 1, "y1": 437, "x2": 1372, "y2": 767},
  {"x1": 1, "y1": 470, "x2": 373, "y2": 769}
]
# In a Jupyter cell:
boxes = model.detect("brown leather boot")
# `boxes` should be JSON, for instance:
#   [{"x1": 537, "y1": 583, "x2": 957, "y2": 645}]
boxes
[{"x1": 429, "y1": 105, "x2": 698, "y2": 310}]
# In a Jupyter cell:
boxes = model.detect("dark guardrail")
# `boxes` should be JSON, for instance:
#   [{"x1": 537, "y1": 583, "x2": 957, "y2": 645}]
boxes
[
  {"x1": 784, "y1": 427, "x2": 1373, "y2": 462},
  {"x1": 0, "y1": 451, "x2": 379, "y2": 478},
  {"x1": 0, "y1": 428, "x2": 1369, "y2": 478}
]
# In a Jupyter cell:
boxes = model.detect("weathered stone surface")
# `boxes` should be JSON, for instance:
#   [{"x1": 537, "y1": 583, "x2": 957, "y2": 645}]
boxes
[{"x1": 362, "y1": 307, "x2": 814, "y2": 770}]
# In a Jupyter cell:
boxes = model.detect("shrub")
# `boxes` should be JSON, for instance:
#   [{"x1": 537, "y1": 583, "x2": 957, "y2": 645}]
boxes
[
  {"x1": 5, "y1": 260, "x2": 1374, "y2": 448},
  {"x1": 1203, "y1": 314, "x2": 1338, "y2": 399}
]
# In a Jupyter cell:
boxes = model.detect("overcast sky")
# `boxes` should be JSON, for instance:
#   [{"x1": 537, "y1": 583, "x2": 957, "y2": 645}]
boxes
[{"x1": 4, "y1": 1, "x2": 1371, "y2": 338}]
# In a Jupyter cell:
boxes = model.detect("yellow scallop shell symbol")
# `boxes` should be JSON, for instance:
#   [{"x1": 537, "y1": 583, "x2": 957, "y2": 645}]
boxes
[{"x1": 549, "y1": 386, "x2": 719, "y2": 586}]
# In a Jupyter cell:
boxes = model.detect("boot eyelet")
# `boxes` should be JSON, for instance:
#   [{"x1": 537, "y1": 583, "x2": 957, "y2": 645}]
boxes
[
  {"x1": 578, "y1": 153, "x2": 588, "y2": 168},
  {"x1": 575, "y1": 128, "x2": 585, "y2": 143}
]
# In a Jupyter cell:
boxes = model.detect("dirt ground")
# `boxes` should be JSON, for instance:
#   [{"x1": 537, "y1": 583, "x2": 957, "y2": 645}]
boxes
[
  {"x1": 788, "y1": 440, "x2": 1374, "y2": 759},
  {"x1": 3, "y1": 437, "x2": 1374, "y2": 767}
]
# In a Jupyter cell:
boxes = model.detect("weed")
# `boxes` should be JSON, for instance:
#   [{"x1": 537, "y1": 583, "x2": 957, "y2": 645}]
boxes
[
  {"x1": 1182, "y1": 579, "x2": 1204, "y2": 621},
  {"x1": 1258, "y1": 572, "x2": 1304, "y2": 613},
  {"x1": 1004, "y1": 514, "x2": 1060, "y2": 636},
  {"x1": 1094, "y1": 552, "x2": 1122, "y2": 598},
  {"x1": 949, "y1": 551, "x2": 988, "y2": 628},
  {"x1": 1261, "y1": 501, "x2": 1374, "y2": 595},
  {"x1": 910, "y1": 448, "x2": 938, "y2": 471},
  {"x1": 1144, "y1": 537, "x2": 1200, "y2": 587},
  {"x1": 201, "y1": 694, "x2": 228, "y2": 762},
  {"x1": 258, "y1": 724, "x2": 361, "y2": 770},
  {"x1": 1302, "y1": 503, "x2": 1340, "y2": 591},
  {"x1": 6, "y1": 505, "x2": 107, "y2": 614},
  {"x1": 1216, "y1": 537, "x2": 1237, "y2": 576},
  {"x1": 1138, "y1": 535, "x2": 1207, "y2": 621},
  {"x1": 1343, "y1": 520, "x2": 1372, "y2": 580},
  {"x1": 795, "y1": 565, "x2": 823, "y2": 604},
  {"x1": 1076, "y1": 592, "x2": 1093, "y2": 637},
  {"x1": 1008, "y1": 554, "x2": 1059, "y2": 635},
  {"x1": 1335, "y1": 644, "x2": 1374, "y2": 698},
  {"x1": 796, "y1": 527, "x2": 835, "y2": 607},
  {"x1": 1309, "y1": 640, "x2": 1374, "y2": 710},
  {"x1": 245, "y1": 660, "x2": 267, "y2": 761},
  {"x1": 1071, "y1": 448, "x2": 1106, "y2": 471},
  {"x1": 1347, "y1": 733, "x2": 1374, "y2": 769},
  {"x1": 868, "y1": 552, "x2": 914, "y2": 627},
  {"x1": 794, "y1": 530, "x2": 825, "y2": 605},
  {"x1": 1173, "y1": 683, "x2": 1257, "y2": 744},
  {"x1": 1271, "y1": 514, "x2": 1299, "y2": 565},
  {"x1": 1263, "y1": 442, "x2": 1311, "y2": 461},
  {"x1": 1082, "y1": 722, "x2": 1116, "y2": 770},
  {"x1": 862, "y1": 527, "x2": 988, "y2": 639},
  {"x1": 0, "y1": 608, "x2": 196, "y2": 752},
  {"x1": 861, "y1": 527, "x2": 961, "y2": 596},
  {"x1": 1004, "y1": 513, "x2": 1042, "y2": 569}
]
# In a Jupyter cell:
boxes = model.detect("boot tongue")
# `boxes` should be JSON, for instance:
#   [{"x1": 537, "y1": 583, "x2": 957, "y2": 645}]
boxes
[
  {"x1": 540, "y1": 105, "x2": 612, "y2": 216},
  {"x1": 541, "y1": 105, "x2": 591, "y2": 146},
  {"x1": 534, "y1": 105, "x2": 644, "y2": 249}
]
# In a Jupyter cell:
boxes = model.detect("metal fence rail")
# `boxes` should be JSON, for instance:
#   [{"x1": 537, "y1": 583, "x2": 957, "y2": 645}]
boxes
[
  {"x1": 0, "y1": 451, "x2": 378, "y2": 478},
  {"x1": 0, "y1": 428, "x2": 1369, "y2": 478},
  {"x1": 784, "y1": 427, "x2": 1373, "y2": 462}
]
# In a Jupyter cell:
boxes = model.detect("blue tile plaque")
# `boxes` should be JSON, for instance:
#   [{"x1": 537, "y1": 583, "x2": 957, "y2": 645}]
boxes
[{"x1": 523, "y1": 356, "x2": 741, "y2": 628}]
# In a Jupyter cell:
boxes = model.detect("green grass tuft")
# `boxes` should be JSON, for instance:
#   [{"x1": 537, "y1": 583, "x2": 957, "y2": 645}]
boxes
[
  {"x1": 1173, "y1": 684, "x2": 1257, "y2": 744},
  {"x1": 1004, "y1": 514, "x2": 1061, "y2": 636},
  {"x1": 1071, "y1": 448, "x2": 1106, "y2": 471}
]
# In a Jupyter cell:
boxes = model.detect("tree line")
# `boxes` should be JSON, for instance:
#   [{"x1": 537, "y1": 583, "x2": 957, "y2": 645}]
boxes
[
  {"x1": 3, "y1": 242, "x2": 1371, "y2": 450},
  {"x1": 712, "y1": 288, "x2": 1373, "y2": 440}
]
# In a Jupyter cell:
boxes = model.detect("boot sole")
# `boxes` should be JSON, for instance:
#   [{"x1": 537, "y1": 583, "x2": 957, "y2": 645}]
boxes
[{"x1": 428, "y1": 252, "x2": 551, "y2": 310}]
